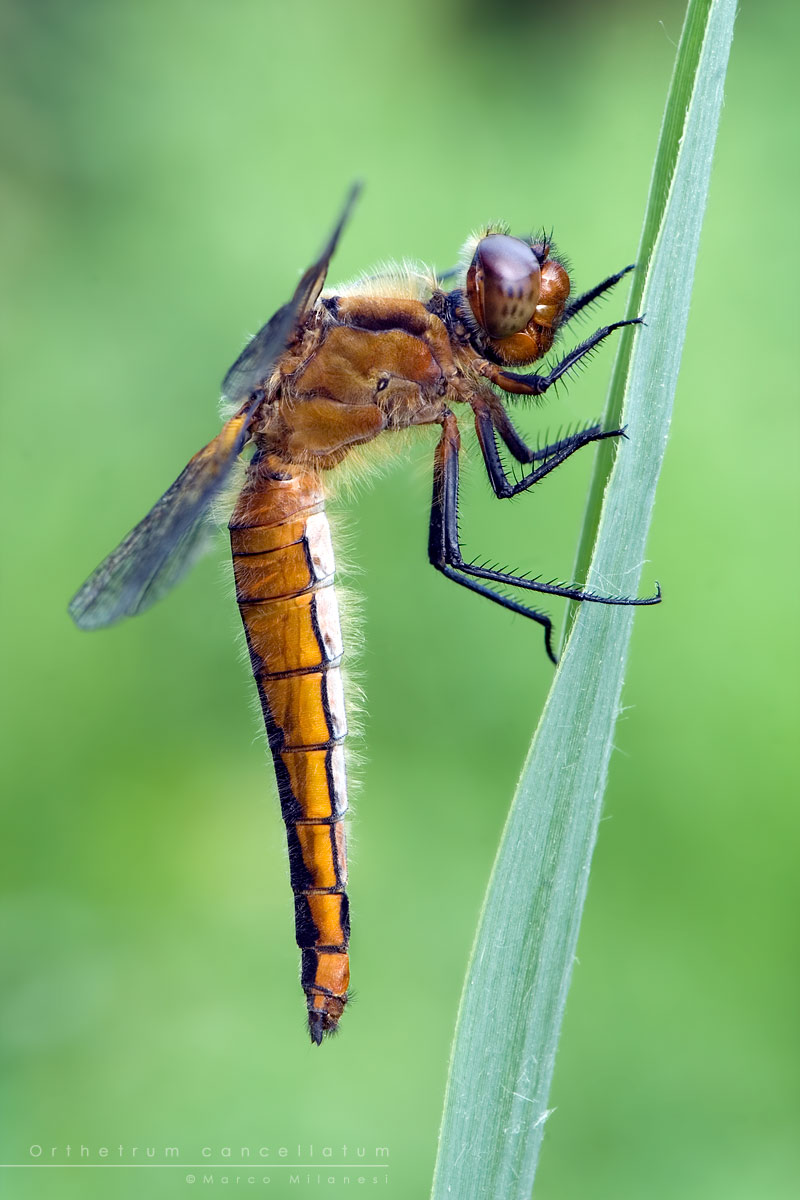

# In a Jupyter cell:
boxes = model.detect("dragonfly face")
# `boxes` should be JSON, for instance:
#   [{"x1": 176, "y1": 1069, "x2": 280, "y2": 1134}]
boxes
[
  {"x1": 465, "y1": 232, "x2": 542, "y2": 336},
  {"x1": 69, "y1": 185, "x2": 660, "y2": 1044}
]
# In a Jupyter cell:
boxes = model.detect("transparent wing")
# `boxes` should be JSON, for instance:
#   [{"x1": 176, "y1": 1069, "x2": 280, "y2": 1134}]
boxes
[
  {"x1": 221, "y1": 182, "x2": 362, "y2": 404},
  {"x1": 69, "y1": 400, "x2": 258, "y2": 629},
  {"x1": 69, "y1": 184, "x2": 362, "y2": 631}
]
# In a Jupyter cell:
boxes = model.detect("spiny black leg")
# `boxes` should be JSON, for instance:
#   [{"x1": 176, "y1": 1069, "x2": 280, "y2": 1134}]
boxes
[
  {"x1": 478, "y1": 391, "x2": 619, "y2": 468},
  {"x1": 561, "y1": 264, "x2": 635, "y2": 325},
  {"x1": 430, "y1": 412, "x2": 660, "y2": 610},
  {"x1": 481, "y1": 398, "x2": 560, "y2": 464},
  {"x1": 489, "y1": 317, "x2": 643, "y2": 397},
  {"x1": 471, "y1": 396, "x2": 541, "y2": 463},
  {"x1": 428, "y1": 412, "x2": 557, "y2": 662},
  {"x1": 440, "y1": 566, "x2": 558, "y2": 664},
  {"x1": 474, "y1": 400, "x2": 624, "y2": 498},
  {"x1": 486, "y1": 401, "x2": 537, "y2": 463},
  {"x1": 458, "y1": 554, "x2": 660, "y2": 608},
  {"x1": 456, "y1": 537, "x2": 660, "y2": 608}
]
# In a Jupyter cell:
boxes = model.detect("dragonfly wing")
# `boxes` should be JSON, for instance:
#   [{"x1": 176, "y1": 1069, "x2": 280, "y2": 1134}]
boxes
[
  {"x1": 221, "y1": 182, "x2": 361, "y2": 404},
  {"x1": 69, "y1": 399, "x2": 259, "y2": 630},
  {"x1": 71, "y1": 184, "x2": 362, "y2": 631}
]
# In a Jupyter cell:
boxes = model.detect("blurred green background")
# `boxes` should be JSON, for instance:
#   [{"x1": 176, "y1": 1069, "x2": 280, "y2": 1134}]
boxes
[{"x1": 1, "y1": 0, "x2": 797, "y2": 1196}]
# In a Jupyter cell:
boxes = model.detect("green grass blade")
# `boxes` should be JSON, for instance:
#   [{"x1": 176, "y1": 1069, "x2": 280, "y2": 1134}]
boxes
[
  {"x1": 431, "y1": 2, "x2": 736, "y2": 1197},
  {"x1": 567, "y1": 0, "x2": 725, "y2": 638}
]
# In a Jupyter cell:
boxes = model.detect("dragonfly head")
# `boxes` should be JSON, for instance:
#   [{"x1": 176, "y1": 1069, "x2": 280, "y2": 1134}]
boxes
[{"x1": 465, "y1": 234, "x2": 541, "y2": 339}]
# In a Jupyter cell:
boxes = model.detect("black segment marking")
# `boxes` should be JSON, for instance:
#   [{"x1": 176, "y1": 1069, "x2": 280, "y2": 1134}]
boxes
[
  {"x1": 286, "y1": 823, "x2": 313, "y2": 892},
  {"x1": 321, "y1": 671, "x2": 343, "y2": 743},
  {"x1": 230, "y1": 531, "x2": 306, "y2": 557},
  {"x1": 310, "y1": 589, "x2": 332, "y2": 665},
  {"x1": 294, "y1": 895, "x2": 321, "y2": 948},
  {"x1": 273, "y1": 750, "x2": 302, "y2": 822},
  {"x1": 258, "y1": 659, "x2": 343, "y2": 682},
  {"x1": 325, "y1": 748, "x2": 348, "y2": 817},
  {"x1": 300, "y1": 951, "x2": 341, "y2": 998}
]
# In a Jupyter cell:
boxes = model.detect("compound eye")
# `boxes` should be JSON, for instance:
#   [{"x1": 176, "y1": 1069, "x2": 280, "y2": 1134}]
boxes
[{"x1": 466, "y1": 234, "x2": 541, "y2": 338}]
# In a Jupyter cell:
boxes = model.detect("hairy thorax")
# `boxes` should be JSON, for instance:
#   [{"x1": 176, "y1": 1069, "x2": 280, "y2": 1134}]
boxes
[{"x1": 253, "y1": 294, "x2": 461, "y2": 470}]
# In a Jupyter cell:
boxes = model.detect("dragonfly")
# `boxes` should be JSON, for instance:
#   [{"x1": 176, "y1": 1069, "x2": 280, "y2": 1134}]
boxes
[{"x1": 69, "y1": 184, "x2": 660, "y2": 1044}]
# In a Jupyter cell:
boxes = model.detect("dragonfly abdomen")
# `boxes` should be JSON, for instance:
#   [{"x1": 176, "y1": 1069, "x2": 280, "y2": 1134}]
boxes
[{"x1": 229, "y1": 460, "x2": 350, "y2": 1044}]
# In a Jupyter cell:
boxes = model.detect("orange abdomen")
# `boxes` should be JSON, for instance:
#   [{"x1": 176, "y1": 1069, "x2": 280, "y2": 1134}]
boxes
[{"x1": 229, "y1": 456, "x2": 350, "y2": 1044}]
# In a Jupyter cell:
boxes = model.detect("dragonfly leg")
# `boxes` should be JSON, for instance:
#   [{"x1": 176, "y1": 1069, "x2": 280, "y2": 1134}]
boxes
[
  {"x1": 472, "y1": 396, "x2": 624, "y2": 498},
  {"x1": 476, "y1": 317, "x2": 643, "y2": 397},
  {"x1": 560, "y1": 264, "x2": 635, "y2": 326},
  {"x1": 428, "y1": 412, "x2": 660, "y2": 663},
  {"x1": 429, "y1": 411, "x2": 557, "y2": 661}
]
